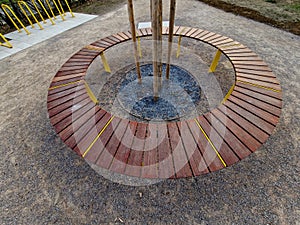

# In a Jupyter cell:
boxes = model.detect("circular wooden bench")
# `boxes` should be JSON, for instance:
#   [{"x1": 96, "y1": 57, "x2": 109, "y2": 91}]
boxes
[{"x1": 47, "y1": 26, "x2": 282, "y2": 179}]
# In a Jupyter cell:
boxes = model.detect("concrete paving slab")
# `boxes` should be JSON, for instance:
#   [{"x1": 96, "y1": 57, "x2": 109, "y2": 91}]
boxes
[{"x1": 0, "y1": 13, "x2": 97, "y2": 60}]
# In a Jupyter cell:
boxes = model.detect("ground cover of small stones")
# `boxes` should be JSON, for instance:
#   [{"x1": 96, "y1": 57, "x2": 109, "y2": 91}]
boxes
[{"x1": 0, "y1": 0, "x2": 299, "y2": 224}]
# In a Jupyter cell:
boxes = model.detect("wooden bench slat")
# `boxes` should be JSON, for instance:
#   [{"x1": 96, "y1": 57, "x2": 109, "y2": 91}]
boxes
[
  {"x1": 189, "y1": 29, "x2": 204, "y2": 38},
  {"x1": 187, "y1": 119, "x2": 225, "y2": 172},
  {"x1": 237, "y1": 77, "x2": 280, "y2": 90},
  {"x1": 231, "y1": 91, "x2": 281, "y2": 117},
  {"x1": 48, "y1": 84, "x2": 85, "y2": 102},
  {"x1": 85, "y1": 118, "x2": 124, "y2": 163},
  {"x1": 222, "y1": 48, "x2": 253, "y2": 54},
  {"x1": 146, "y1": 27, "x2": 153, "y2": 35},
  {"x1": 228, "y1": 95, "x2": 279, "y2": 126},
  {"x1": 72, "y1": 111, "x2": 112, "y2": 155},
  {"x1": 198, "y1": 32, "x2": 216, "y2": 41},
  {"x1": 185, "y1": 28, "x2": 199, "y2": 37},
  {"x1": 47, "y1": 88, "x2": 86, "y2": 110},
  {"x1": 197, "y1": 116, "x2": 240, "y2": 166},
  {"x1": 48, "y1": 80, "x2": 84, "y2": 95},
  {"x1": 56, "y1": 69, "x2": 87, "y2": 77},
  {"x1": 210, "y1": 109, "x2": 262, "y2": 152},
  {"x1": 50, "y1": 99, "x2": 93, "y2": 128},
  {"x1": 217, "y1": 104, "x2": 269, "y2": 143},
  {"x1": 88, "y1": 117, "x2": 122, "y2": 168},
  {"x1": 225, "y1": 99, "x2": 275, "y2": 135},
  {"x1": 49, "y1": 77, "x2": 83, "y2": 88},
  {"x1": 117, "y1": 32, "x2": 130, "y2": 40},
  {"x1": 194, "y1": 30, "x2": 212, "y2": 39},
  {"x1": 168, "y1": 122, "x2": 193, "y2": 178},
  {"x1": 182, "y1": 121, "x2": 210, "y2": 175},
  {"x1": 232, "y1": 60, "x2": 268, "y2": 66},
  {"x1": 112, "y1": 33, "x2": 127, "y2": 42},
  {"x1": 236, "y1": 72, "x2": 279, "y2": 84},
  {"x1": 229, "y1": 56, "x2": 262, "y2": 61},
  {"x1": 48, "y1": 93, "x2": 89, "y2": 118},
  {"x1": 52, "y1": 73, "x2": 85, "y2": 83},
  {"x1": 156, "y1": 123, "x2": 175, "y2": 178},
  {"x1": 236, "y1": 82, "x2": 282, "y2": 100},
  {"x1": 124, "y1": 122, "x2": 148, "y2": 177},
  {"x1": 58, "y1": 65, "x2": 88, "y2": 72},
  {"x1": 62, "y1": 108, "x2": 105, "y2": 148},
  {"x1": 235, "y1": 68, "x2": 276, "y2": 78},
  {"x1": 109, "y1": 121, "x2": 136, "y2": 173},
  {"x1": 203, "y1": 33, "x2": 223, "y2": 42},
  {"x1": 234, "y1": 64, "x2": 273, "y2": 72},
  {"x1": 203, "y1": 113, "x2": 252, "y2": 159},
  {"x1": 209, "y1": 36, "x2": 231, "y2": 44},
  {"x1": 142, "y1": 123, "x2": 159, "y2": 178}
]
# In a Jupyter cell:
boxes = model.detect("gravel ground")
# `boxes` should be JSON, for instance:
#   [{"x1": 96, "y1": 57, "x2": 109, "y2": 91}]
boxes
[{"x1": 0, "y1": 0, "x2": 299, "y2": 224}]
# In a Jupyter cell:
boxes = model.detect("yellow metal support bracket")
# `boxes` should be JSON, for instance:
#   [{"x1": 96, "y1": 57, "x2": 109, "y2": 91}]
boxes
[
  {"x1": 176, "y1": 35, "x2": 182, "y2": 58},
  {"x1": 84, "y1": 81, "x2": 99, "y2": 105},
  {"x1": 18, "y1": 1, "x2": 43, "y2": 30},
  {"x1": 221, "y1": 84, "x2": 235, "y2": 104},
  {"x1": 0, "y1": 33, "x2": 13, "y2": 48},
  {"x1": 1, "y1": 4, "x2": 30, "y2": 35},
  {"x1": 209, "y1": 49, "x2": 222, "y2": 72},
  {"x1": 100, "y1": 52, "x2": 111, "y2": 73}
]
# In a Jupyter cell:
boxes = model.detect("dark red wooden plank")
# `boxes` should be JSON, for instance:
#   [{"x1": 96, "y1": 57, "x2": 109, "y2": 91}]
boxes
[
  {"x1": 202, "y1": 112, "x2": 252, "y2": 159},
  {"x1": 217, "y1": 104, "x2": 269, "y2": 143},
  {"x1": 48, "y1": 84, "x2": 85, "y2": 102},
  {"x1": 237, "y1": 78, "x2": 281, "y2": 90},
  {"x1": 188, "y1": 119, "x2": 224, "y2": 172},
  {"x1": 225, "y1": 99, "x2": 275, "y2": 134},
  {"x1": 52, "y1": 73, "x2": 85, "y2": 82},
  {"x1": 112, "y1": 33, "x2": 127, "y2": 42},
  {"x1": 236, "y1": 72, "x2": 279, "y2": 84},
  {"x1": 56, "y1": 69, "x2": 87, "y2": 77},
  {"x1": 61, "y1": 109, "x2": 105, "y2": 148},
  {"x1": 86, "y1": 117, "x2": 122, "y2": 167},
  {"x1": 49, "y1": 77, "x2": 84, "y2": 89},
  {"x1": 48, "y1": 93, "x2": 89, "y2": 118},
  {"x1": 73, "y1": 112, "x2": 112, "y2": 155},
  {"x1": 158, "y1": 123, "x2": 176, "y2": 178},
  {"x1": 168, "y1": 122, "x2": 193, "y2": 178},
  {"x1": 47, "y1": 88, "x2": 86, "y2": 110},
  {"x1": 234, "y1": 64, "x2": 272, "y2": 72},
  {"x1": 125, "y1": 123, "x2": 148, "y2": 177},
  {"x1": 50, "y1": 98, "x2": 93, "y2": 126},
  {"x1": 109, "y1": 121, "x2": 137, "y2": 174},
  {"x1": 235, "y1": 82, "x2": 282, "y2": 99},
  {"x1": 48, "y1": 81, "x2": 84, "y2": 95},
  {"x1": 235, "y1": 68, "x2": 276, "y2": 77},
  {"x1": 231, "y1": 91, "x2": 281, "y2": 117},
  {"x1": 210, "y1": 108, "x2": 262, "y2": 152},
  {"x1": 181, "y1": 121, "x2": 210, "y2": 175},
  {"x1": 197, "y1": 116, "x2": 239, "y2": 166},
  {"x1": 142, "y1": 123, "x2": 159, "y2": 178},
  {"x1": 228, "y1": 95, "x2": 279, "y2": 126}
]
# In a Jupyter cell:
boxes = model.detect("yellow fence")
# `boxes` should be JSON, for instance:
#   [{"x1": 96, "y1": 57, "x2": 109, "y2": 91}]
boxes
[{"x1": 1, "y1": 0, "x2": 75, "y2": 48}]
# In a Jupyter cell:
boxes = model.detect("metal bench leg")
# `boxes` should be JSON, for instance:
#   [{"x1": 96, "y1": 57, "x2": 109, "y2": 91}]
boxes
[
  {"x1": 84, "y1": 81, "x2": 99, "y2": 105},
  {"x1": 209, "y1": 49, "x2": 222, "y2": 72},
  {"x1": 176, "y1": 35, "x2": 182, "y2": 58},
  {"x1": 100, "y1": 52, "x2": 111, "y2": 73}
]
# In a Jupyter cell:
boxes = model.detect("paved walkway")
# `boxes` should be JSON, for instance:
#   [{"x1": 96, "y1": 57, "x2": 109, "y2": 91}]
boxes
[
  {"x1": 0, "y1": 0, "x2": 299, "y2": 224},
  {"x1": 0, "y1": 13, "x2": 97, "y2": 60}
]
